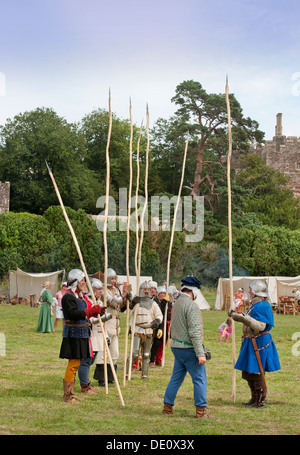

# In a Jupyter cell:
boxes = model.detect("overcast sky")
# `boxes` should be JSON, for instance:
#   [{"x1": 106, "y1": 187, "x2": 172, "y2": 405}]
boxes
[{"x1": 0, "y1": 0, "x2": 299, "y2": 139}]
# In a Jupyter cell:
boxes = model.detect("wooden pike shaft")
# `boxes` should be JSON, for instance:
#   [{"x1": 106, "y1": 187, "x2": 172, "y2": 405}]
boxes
[
  {"x1": 162, "y1": 135, "x2": 189, "y2": 368},
  {"x1": 127, "y1": 303, "x2": 139, "y2": 380},
  {"x1": 134, "y1": 122, "x2": 143, "y2": 293},
  {"x1": 128, "y1": 108, "x2": 148, "y2": 381},
  {"x1": 123, "y1": 98, "x2": 133, "y2": 387},
  {"x1": 225, "y1": 75, "x2": 236, "y2": 403},
  {"x1": 102, "y1": 90, "x2": 113, "y2": 394},
  {"x1": 46, "y1": 161, "x2": 125, "y2": 407},
  {"x1": 137, "y1": 106, "x2": 149, "y2": 278}
]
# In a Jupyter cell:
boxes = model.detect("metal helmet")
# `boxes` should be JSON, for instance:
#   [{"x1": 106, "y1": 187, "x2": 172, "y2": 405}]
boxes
[
  {"x1": 168, "y1": 285, "x2": 177, "y2": 296},
  {"x1": 67, "y1": 269, "x2": 85, "y2": 290},
  {"x1": 139, "y1": 280, "x2": 151, "y2": 297},
  {"x1": 106, "y1": 268, "x2": 117, "y2": 286},
  {"x1": 91, "y1": 278, "x2": 103, "y2": 290},
  {"x1": 149, "y1": 281, "x2": 157, "y2": 289},
  {"x1": 157, "y1": 285, "x2": 167, "y2": 295},
  {"x1": 249, "y1": 280, "x2": 268, "y2": 298}
]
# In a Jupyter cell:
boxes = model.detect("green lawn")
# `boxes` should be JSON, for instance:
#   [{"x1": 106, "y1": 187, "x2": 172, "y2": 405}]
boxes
[{"x1": 0, "y1": 297, "x2": 299, "y2": 436}]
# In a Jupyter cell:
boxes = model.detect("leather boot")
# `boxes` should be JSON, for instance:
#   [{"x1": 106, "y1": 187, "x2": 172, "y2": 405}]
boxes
[
  {"x1": 63, "y1": 380, "x2": 80, "y2": 404},
  {"x1": 81, "y1": 381, "x2": 98, "y2": 394},
  {"x1": 249, "y1": 379, "x2": 266, "y2": 408},
  {"x1": 162, "y1": 403, "x2": 174, "y2": 414},
  {"x1": 242, "y1": 380, "x2": 257, "y2": 406},
  {"x1": 195, "y1": 406, "x2": 210, "y2": 418}
]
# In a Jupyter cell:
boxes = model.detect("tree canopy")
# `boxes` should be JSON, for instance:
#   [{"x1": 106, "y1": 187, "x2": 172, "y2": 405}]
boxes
[{"x1": 0, "y1": 80, "x2": 299, "y2": 285}]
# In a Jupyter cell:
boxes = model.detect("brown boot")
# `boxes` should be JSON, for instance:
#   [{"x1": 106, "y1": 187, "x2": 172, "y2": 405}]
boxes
[
  {"x1": 242, "y1": 380, "x2": 257, "y2": 406},
  {"x1": 162, "y1": 403, "x2": 174, "y2": 414},
  {"x1": 195, "y1": 406, "x2": 210, "y2": 418},
  {"x1": 63, "y1": 380, "x2": 80, "y2": 404},
  {"x1": 81, "y1": 381, "x2": 98, "y2": 394},
  {"x1": 249, "y1": 380, "x2": 267, "y2": 408}
]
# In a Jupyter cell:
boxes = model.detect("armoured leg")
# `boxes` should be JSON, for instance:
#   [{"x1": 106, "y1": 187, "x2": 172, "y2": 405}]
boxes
[{"x1": 126, "y1": 335, "x2": 140, "y2": 374}]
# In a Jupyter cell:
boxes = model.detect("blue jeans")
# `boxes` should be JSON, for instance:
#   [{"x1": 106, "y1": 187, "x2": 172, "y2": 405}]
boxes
[
  {"x1": 78, "y1": 352, "x2": 97, "y2": 385},
  {"x1": 164, "y1": 347, "x2": 207, "y2": 407}
]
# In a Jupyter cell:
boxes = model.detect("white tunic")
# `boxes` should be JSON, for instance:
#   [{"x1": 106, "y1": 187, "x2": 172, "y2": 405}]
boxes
[{"x1": 131, "y1": 300, "x2": 163, "y2": 336}]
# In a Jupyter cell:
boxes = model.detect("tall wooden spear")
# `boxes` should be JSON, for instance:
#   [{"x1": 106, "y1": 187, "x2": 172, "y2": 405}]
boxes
[
  {"x1": 161, "y1": 135, "x2": 189, "y2": 368},
  {"x1": 225, "y1": 75, "x2": 236, "y2": 403},
  {"x1": 128, "y1": 106, "x2": 149, "y2": 380},
  {"x1": 126, "y1": 121, "x2": 143, "y2": 381},
  {"x1": 123, "y1": 98, "x2": 133, "y2": 386},
  {"x1": 102, "y1": 89, "x2": 113, "y2": 394},
  {"x1": 137, "y1": 105, "x2": 149, "y2": 278},
  {"x1": 45, "y1": 162, "x2": 125, "y2": 407},
  {"x1": 134, "y1": 121, "x2": 143, "y2": 293}
]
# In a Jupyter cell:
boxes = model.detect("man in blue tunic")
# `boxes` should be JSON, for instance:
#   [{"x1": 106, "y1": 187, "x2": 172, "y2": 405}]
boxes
[{"x1": 229, "y1": 280, "x2": 281, "y2": 408}]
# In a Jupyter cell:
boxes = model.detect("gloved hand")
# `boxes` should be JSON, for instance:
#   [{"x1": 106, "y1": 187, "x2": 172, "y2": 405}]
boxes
[
  {"x1": 157, "y1": 329, "x2": 163, "y2": 339},
  {"x1": 101, "y1": 312, "x2": 113, "y2": 323},
  {"x1": 151, "y1": 318, "x2": 161, "y2": 329},
  {"x1": 126, "y1": 284, "x2": 132, "y2": 294},
  {"x1": 84, "y1": 305, "x2": 105, "y2": 319},
  {"x1": 129, "y1": 296, "x2": 141, "y2": 310},
  {"x1": 228, "y1": 309, "x2": 245, "y2": 320}
]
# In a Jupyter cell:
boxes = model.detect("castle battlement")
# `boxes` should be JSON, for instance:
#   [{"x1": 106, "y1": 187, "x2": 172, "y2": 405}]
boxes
[
  {"x1": 256, "y1": 114, "x2": 300, "y2": 198},
  {"x1": 0, "y1": 182, "x2": 10, "y2": 214}
]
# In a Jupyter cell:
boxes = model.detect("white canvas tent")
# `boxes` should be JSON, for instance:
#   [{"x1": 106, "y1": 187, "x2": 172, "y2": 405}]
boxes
[
  {"x1": 195, "y1": 290, "x2": 211, "y2": 310},
  {"x1": 116, "y1": 275, "x2": 153, "y2": 297},
  {"x1": 215, "y1": 275, "x2": 300, "y2": 310},
  {"x1": 9, "y1": 268, "x2": 64, "y2": 301}
]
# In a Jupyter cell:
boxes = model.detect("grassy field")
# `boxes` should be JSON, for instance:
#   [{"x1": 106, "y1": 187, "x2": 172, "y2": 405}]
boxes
[{"x1": 0, "y1": 291, "x2": 299, "y2": 436}]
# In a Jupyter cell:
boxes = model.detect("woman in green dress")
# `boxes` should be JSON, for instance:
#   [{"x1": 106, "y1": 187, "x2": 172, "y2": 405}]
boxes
[{"x1": 36, "y1": 281, "x2": 54, "y2": 333}]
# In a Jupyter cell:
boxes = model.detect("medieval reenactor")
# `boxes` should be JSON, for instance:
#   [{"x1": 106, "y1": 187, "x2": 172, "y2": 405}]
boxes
[
  {"x1": 59, "y1": 269, "x2": 105, "y2": 403},
  {"x1": 127, "y1": 281, "x2": 163, "y2": 380},
  {"x1": 93, "y1": 268, "x2": 131, "y2": 386},
  {"x1": 77, "y1": 278, "x2": 112, "y2": 394},
  {"x1": 163, "y1": 276, "x2": 209, "y2": 418},
  {"x1": 228, "y1": 280, "x2": 281, "y2": 408},
  {"x1": 150, "y1": 285, "x2": 172, "y2": 367}
]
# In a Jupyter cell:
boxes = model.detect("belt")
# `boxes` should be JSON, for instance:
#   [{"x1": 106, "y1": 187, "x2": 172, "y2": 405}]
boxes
[
  {"x1": 65, "y1": 321, "x2": 91, "y2": 328},
  {"x1": 242, "y1": 330, "x2": 270, "y2": 339},
  {"x1": 172, "y1": 338, "x2": 193, "y2": 347},
  {"x1": 242, "y1": 331, "x2": 272, "y2": 351}
]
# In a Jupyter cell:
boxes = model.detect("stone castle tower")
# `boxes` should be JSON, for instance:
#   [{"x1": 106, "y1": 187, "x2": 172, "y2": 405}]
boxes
[
  {"x1": 255, "y1": 114, "x2": 300, "y2": 198},
  {"x1": 0, "y1": 182, "x2": 10, "y2": 213}
]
